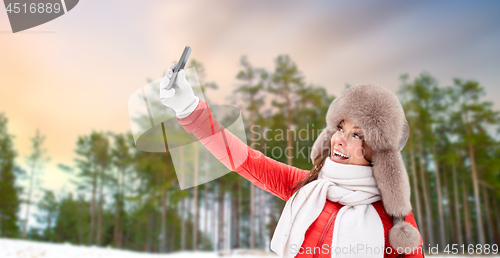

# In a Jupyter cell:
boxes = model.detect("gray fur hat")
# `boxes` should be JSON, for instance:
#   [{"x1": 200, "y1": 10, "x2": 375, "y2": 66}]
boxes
[{"x1": 310, "y1": 84, "x2": 421, "y2": 250}]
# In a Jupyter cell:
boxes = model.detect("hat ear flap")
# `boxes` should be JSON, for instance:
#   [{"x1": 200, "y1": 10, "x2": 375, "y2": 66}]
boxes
[{"x1": 371, "y1": 149, "x2": 411, "y2": 217}]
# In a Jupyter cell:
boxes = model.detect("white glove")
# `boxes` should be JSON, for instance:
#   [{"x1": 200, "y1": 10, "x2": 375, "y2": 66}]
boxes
[{"x1": 160, "y1": 63, "x2": 200, "y2": 118}]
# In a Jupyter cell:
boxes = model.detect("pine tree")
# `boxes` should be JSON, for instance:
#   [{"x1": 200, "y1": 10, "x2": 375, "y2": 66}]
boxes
[
  {"x1": 54, "y1": 193, "x2": 90, "y2": 243},
  {"x1": 110, "y1": 133, "x2": 132, "y2": 248},
  {"x1": 35, "y1": 190, "x2": 58, "y2": 241},
  {"x1": 233, "y1": 55, "x2": 267, "y2": 249},
  {"x1": 22, "y1": 129, "x2": 49, "y2": 239},
  {"x1": 70, "y1": 131, "x2": 110, "y2": 245},
  {"x1": 0, "y1": 113, "x2": 21, "y2": 238},
  {"x1": 268, "y1": 55, "x2": 305, "y2": 166},
  {"x1": 92, "y1": 132, "x2": 110, "y2": 246},
  {"x1": 453, "y1": 78, "x2": 499, "y2": 244}
]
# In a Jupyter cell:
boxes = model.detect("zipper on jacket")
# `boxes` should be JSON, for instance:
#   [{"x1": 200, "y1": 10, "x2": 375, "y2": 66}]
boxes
[{"x1": 313, "y1": 208, "x2": 339, "y2": 258}]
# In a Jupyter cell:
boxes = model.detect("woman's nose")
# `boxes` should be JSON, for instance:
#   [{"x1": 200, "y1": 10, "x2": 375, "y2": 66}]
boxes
[{"x1": 333, "y1": 131, "x2": 346, "y2": 146}]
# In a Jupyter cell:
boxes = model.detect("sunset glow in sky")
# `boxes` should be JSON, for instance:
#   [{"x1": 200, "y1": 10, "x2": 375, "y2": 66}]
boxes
[{"x1": 1, "y1": 0, "x2": 500, "y2": 196}]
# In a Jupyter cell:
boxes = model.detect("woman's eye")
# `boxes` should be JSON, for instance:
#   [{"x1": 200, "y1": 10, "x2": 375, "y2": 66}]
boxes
[
  {"x1": 353, "y1": 133, "x2": 362, "y2": 140},
  {"x1": 337, "y1": 125, "x2": 343, "y2": 132}
]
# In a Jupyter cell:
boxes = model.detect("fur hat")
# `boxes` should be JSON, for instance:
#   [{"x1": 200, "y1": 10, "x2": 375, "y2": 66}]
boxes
[{"x1": 310, "y1": 84, "x2": 420, "y2": 250}]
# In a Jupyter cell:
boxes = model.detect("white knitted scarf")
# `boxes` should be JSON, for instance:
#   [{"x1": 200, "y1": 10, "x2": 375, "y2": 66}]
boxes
[{"x1": 270, "y1": 157, "x2": 385, "y2": 258}]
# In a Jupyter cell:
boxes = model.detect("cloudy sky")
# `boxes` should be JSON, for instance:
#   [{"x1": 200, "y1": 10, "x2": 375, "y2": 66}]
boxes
[{"x1": 1, "y1": 0, "x2": 500, "y2": 197}]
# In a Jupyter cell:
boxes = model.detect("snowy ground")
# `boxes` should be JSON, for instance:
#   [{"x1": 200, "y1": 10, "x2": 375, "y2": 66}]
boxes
[
  {"x1": 0, "y1": 238, "x2": 278, "y2": 258},
  {"x1": 0, "y1": 238, "x2": 498, "y2": 258}
]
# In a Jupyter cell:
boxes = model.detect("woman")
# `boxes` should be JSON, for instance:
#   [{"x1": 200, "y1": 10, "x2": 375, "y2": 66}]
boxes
[{"x1": 160, "y1": 64, "x2": 424, "y2": 258}]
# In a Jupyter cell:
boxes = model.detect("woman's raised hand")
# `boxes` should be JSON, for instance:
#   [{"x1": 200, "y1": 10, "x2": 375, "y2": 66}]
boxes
[{"x1": 159, "y1": 63, "x2": 199, "y2": 118}]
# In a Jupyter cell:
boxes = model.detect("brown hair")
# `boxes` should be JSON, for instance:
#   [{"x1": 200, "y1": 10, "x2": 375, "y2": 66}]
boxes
[{"x1": 290, "y1": 147, "x2": 330, "y2": 197}]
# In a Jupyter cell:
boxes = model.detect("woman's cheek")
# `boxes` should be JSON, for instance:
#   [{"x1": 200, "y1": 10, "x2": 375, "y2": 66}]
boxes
[{"x1": 352, "y1": 146, "x2": 365, "y2": 159}]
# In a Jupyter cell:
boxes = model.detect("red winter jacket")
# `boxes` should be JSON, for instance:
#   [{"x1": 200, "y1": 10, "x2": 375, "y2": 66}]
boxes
[{"x1": 178, "y1": 99, "x2": 424, "y2": 258}]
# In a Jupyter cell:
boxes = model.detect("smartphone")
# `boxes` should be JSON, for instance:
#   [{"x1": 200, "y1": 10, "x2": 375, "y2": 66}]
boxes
[{"x1": 166, "y1": 46, "x2": 192, "y2": 90}]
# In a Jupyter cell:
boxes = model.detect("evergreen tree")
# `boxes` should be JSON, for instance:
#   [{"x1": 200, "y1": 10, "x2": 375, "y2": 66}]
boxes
[
  {"x1": 452, "y1": 78, "x2": 500, "y2": 244},
  {"x1": 233, "y1": 55, "x2": 268, "y2": 249},
  {"x1": 22, "y1": 129, "x2": 49, "y2": 239},
  {"x1": 268, "y1": 55, "x2": 305, "y2": 166},
  {"x1": 110, "y1": 133, "x2": 132, "y2": 248},
  {"x1": 0, "y1": 113, "x2": 21, "y2": 238},
  {"x1": 54, "y1": 193, "x2": 89, "y2": 243},
  {"x1": 35, "y1": 189, "x2": 58, "y2": 241}
]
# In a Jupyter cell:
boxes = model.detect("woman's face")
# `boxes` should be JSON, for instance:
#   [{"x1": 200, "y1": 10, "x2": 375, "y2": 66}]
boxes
[{"x1": 330, "y1": 119, "x2": 371, "y2": 166}]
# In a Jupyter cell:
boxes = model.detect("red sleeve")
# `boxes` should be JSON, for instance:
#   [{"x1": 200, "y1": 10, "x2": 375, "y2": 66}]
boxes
[{"x1": 177, "y1": 98, "x2": 309, "y2": 201}]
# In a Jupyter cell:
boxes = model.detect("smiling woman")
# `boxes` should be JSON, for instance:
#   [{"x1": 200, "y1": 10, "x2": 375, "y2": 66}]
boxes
[
  {"x1": 161, "y1": 65, "x2": 423, "y2": 257},
  {"x1": 287, "y1": 84, "x2": 421, "y2": 258}
]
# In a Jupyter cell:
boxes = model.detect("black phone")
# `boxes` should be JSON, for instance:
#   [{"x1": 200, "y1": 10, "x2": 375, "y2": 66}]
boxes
[{"x1": 166, "y1": 46, "x2": 192, "y2": 90}]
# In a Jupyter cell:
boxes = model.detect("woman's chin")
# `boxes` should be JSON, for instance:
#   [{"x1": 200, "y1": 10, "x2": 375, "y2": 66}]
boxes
[{"x1": 330, "y1": 154, "x2": 350, "y2": 164}]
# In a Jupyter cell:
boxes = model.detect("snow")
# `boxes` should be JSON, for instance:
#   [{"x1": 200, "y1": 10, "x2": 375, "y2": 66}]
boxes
[
  {"x1": 0, "y1": 238, "x2": 278, "y2": 258},
  {"x1": 1, "y1": 238, "x2": 499, "y2": 258}
]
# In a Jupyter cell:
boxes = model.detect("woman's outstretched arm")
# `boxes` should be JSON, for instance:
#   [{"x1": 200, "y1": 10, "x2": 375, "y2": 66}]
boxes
[{"x1": 177, "y1": 98, "x2": 308, "y2": 201}]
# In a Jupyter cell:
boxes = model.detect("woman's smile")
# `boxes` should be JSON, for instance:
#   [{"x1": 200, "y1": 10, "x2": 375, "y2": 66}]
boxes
[{"x1": 331, "y1": 148, "x2": 350, "y2": 164}]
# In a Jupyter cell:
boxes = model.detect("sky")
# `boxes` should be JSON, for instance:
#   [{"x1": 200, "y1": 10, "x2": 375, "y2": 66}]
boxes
[{"x1": 1, "y1": 0, "x2": 500, "y2": 216}]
